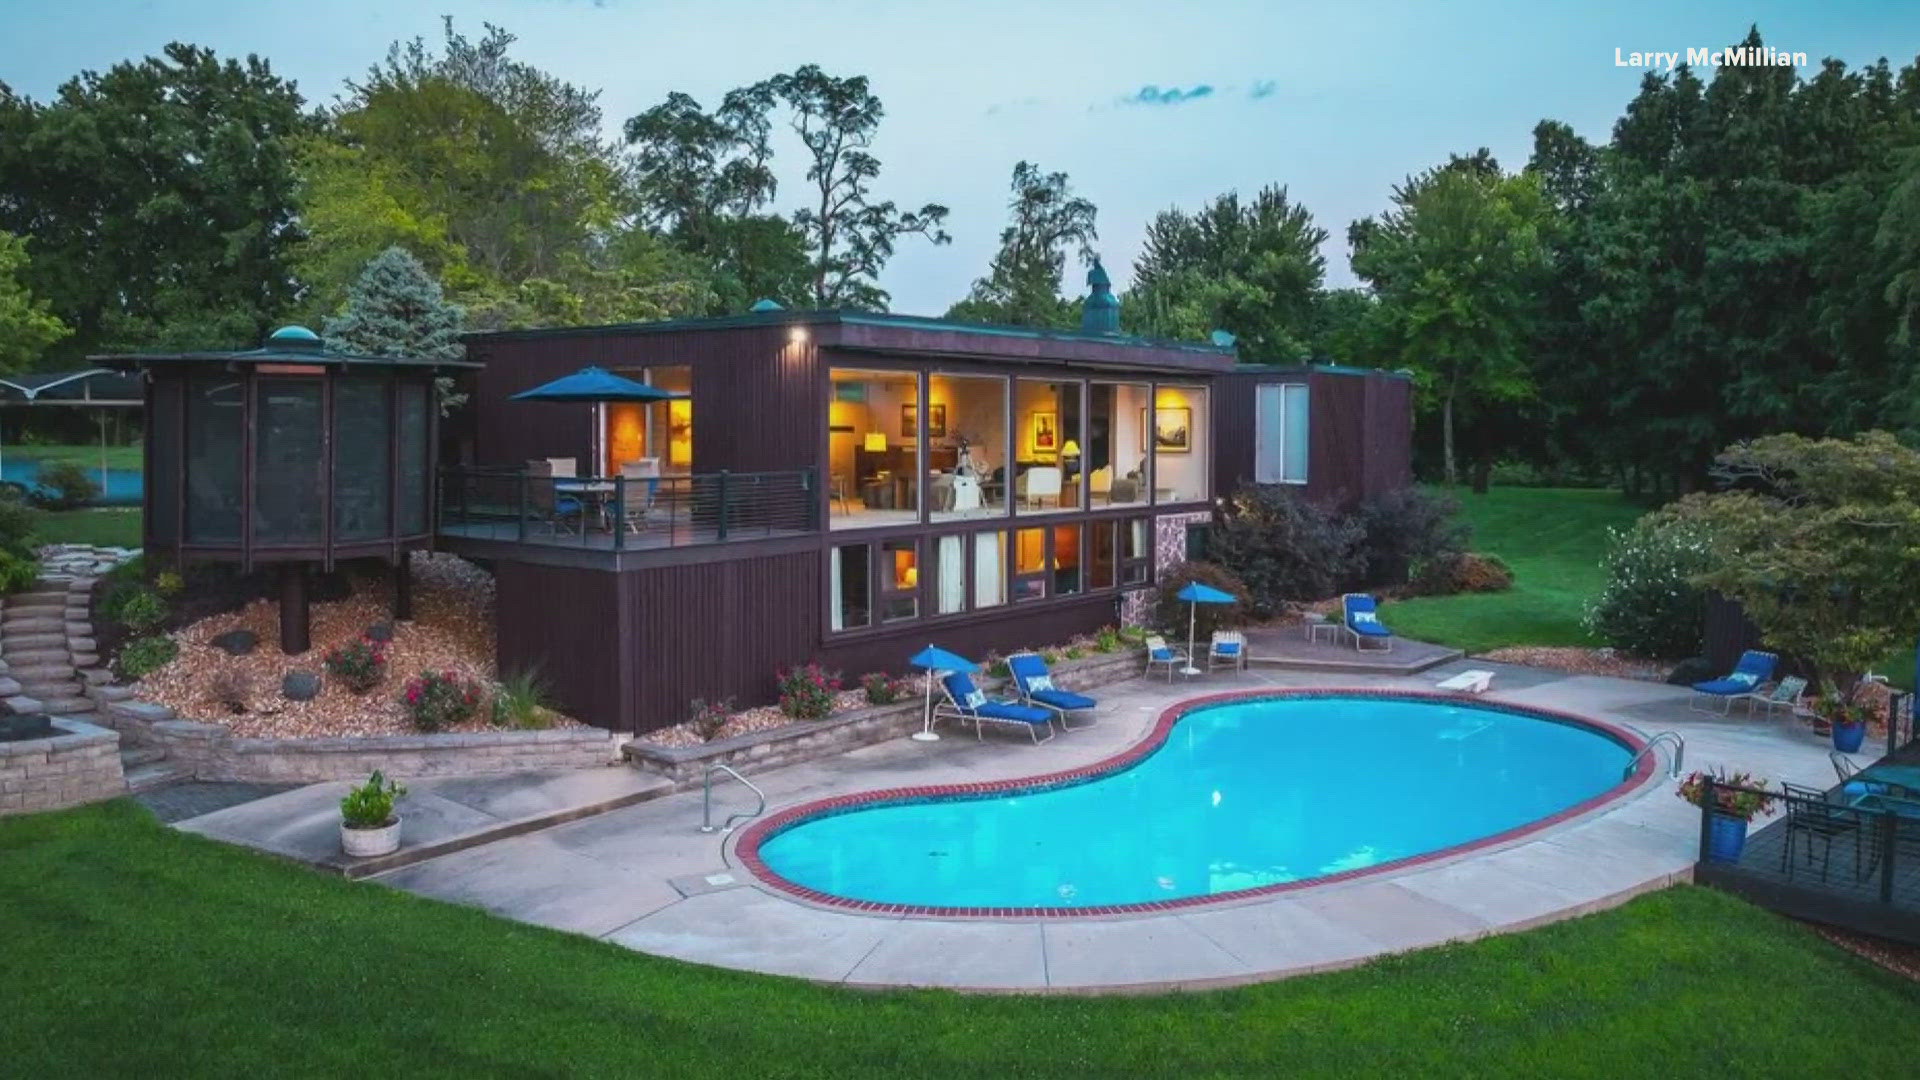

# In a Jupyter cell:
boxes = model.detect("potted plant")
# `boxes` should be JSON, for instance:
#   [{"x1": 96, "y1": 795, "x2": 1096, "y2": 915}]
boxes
[
  {"x1": 1809, "y1": 686, "x2": 1871, "y2": 754},
  {"x1": 340, "y1": 770, "x2": 407, "y2": 858},
  {"x1": 1677, "y1": 768, "x2": 1776, "y2": 863}
]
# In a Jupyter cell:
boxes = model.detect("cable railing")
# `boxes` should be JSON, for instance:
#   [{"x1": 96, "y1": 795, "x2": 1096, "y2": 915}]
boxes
[
  {"x1": 437, "y1": 466, "x2": 819, "y2": 552},
  {"x1": 1692, "y1": 777, "x2": 1918, "y2": 915}
]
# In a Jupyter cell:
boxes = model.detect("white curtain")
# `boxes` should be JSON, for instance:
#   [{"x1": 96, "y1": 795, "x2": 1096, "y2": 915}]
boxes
[
  {"x1": 973, "y1": 531, "x2": 1004, "y2": 607},
  {"x1": 829, "y1": 547, "x2": 844, "y2": 631},
  {"x1": 938, "y1": 535, "x2": 965, "y2": 614},
  {"x1": 1254, "y1": 384, "x2": 1282, "y2": 483},
  {"x1": 1282, "y1": 384, "x2": 1310, "y2": 482}
]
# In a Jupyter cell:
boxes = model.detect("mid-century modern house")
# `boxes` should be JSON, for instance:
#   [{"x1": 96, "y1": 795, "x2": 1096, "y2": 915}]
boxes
[{"x1": 441, "y1": 269, "x2": 1413, "y2": 732}]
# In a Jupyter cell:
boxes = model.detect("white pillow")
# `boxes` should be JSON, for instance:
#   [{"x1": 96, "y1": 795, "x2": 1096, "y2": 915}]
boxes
[
  {"x1": 1730, "y1": 672, "x2": 1758, "y2": 687},
  {"x1": 963, "y1": 688, "x2": 987, "y2": 709},
  {"x1": 1028, "y1": 674, "x2": 1055, "y2": 692},
  {"x1": 1352, "y1": 610, "x2": 1379, "y2": 625}
]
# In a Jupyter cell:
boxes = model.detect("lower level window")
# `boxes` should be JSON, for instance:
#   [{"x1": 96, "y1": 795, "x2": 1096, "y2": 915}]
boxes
[
  {"x1": 831, "y1": 545, "x2": 871, "y2": 630},
  {"x1": 1122, "y1": 518, "x2": 1151, "y2": 585},
  {"x1": 881, "y1": 539, "x2": 918, "y2": 622},
  {"x1": 1013, "y1": 528, "x2": 1047, "y2": 601}
]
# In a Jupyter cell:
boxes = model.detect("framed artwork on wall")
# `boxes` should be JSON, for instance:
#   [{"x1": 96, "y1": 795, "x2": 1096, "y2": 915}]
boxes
[
  {"x1": 1030, "y1": 411, "x2": 1058, "y2": 453},
  {"x1": 1144, "y1": 406, "x2": 1191, "y2": 453},
  {"x1": 902, "y1": 403, "x2": 946, "y2": 438}
]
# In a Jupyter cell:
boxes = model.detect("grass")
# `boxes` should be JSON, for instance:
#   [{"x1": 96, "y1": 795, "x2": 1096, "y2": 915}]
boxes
[
  {"x1": 32, "y1": 506, "x2": 141, "y2": 547},
  {"x1": 3, "y1": 442, "x2": 142, "y2": 470},
  {"x1": 1382, "y1": 487, "x2": 1645, "y2": 653},
  {"x1": 4, "y1": 801, "x2": 1916, "y2": 1078}
]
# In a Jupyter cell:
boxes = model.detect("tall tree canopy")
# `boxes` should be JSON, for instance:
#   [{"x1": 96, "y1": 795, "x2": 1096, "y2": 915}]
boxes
[
  {"x1": 946, "y1": 161, "x2": 1098, "y2": 327},
  {"x1": 1123, "y1": 185, "x2": 1327, "y2": 360},
  {"x1": 0, "y1": 232, "x2": 70, "y2": 371},
  {"x1": 1352, "y1": 157, "x2": 1551, "y2": 487},
  {"x1": 0, "y1": 45, "x2": 308, "y2": 361}
]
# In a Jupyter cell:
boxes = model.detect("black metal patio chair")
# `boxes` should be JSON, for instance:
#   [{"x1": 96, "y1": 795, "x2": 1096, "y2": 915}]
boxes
[{"x1": 1780, "y1": 781, "x2": 1871, "y2": 884}]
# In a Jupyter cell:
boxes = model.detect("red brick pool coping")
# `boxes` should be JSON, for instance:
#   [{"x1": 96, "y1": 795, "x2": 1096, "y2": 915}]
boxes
[{"x1": 734, "y1": 688, "x2": 1658, "y2": 919}]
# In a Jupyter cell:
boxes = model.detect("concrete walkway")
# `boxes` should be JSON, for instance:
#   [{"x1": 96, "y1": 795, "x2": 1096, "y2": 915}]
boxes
[{"x1": 230, "y1": 662, "x2": 1842, "y2": 992}]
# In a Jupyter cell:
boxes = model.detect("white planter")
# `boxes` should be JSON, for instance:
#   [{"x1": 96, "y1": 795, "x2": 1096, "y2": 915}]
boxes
[{"x1": 340, "y1": 818, "x2": 401, "y2": 858}]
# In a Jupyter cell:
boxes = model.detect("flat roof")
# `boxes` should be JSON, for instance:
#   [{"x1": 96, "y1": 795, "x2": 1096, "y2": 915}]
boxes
[{"x1": 90, "y1": 346, "x2": 480, "y2": 373}]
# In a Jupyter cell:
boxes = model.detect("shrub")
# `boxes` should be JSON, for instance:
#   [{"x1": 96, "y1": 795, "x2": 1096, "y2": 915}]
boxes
[
  {"x1": 1094, "y1": 626, "x2": 1123, "y2": 653},
  {"x1": 1665, "y1": 657, "x2": 1715, "y2": 686},
  {"x1": 107, "y1": 586, "x2": 167, "y2": 634},
  {"x1": 1353, "y1": 488, "x2": 1468, "y2": 589},
  {"x1": 324, "y1": 637, "x2": 388, "y2": 694},
  {"x1": 31, "y1": 461, "x2": 100, "y2": 511},
  {"x1": 339, "y1": 770, "x2": 406, "y2": 829},
  {"x1": 1152, "y1": 562, "x2": 1252, "y2": 644},
  {"x1": 402, "y1": 669, "x2": 486, "y2": 732},
  {"x1": 153, "y1": 570, "x2": 185, "y2": 597},
  {"x1": 984, "y1": 652, "x2": 1010, "y2": 678},
  {"x1": 859, "y1": 672, "x2": 913, "y2": 706},
  {"x1": 117, "y1": 634, "x2": 178, "y2": 679},
  {"x1": 0, "y1": 488, "x2": 36, "y2": 557},
  {"x1": 491, "y1": 668, "x2": 552, "y2": 730},
  {"x1": 776, "y1": 661, "x2": 840, "y2": 719},
  {"x1": 1409, "y1": 552, "x2": 1513, "y2": 596},
  {"x1": 1207, "y1": 484, "x2": 1364, "y2": 614},
  {"x1": 689, "y1": 697, "x2": 735, "y2": 741},
  {"x1": 0, "y1": 550, "x2": 37, "y2": 595},
  {"x1": 1585, "y1": 517, "x2": 1714, "y2": 659}
]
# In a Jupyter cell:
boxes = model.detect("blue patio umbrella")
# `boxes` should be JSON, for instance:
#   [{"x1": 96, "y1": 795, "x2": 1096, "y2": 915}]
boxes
[
  {"x1": 907, "y1": 645, "x2": 978, "y2": 742},
  {"x1": 510, "y1": 366, "x2": 682, "y2": 403},
  {"x1": 1175, "y1": 582, "x2": 1237, "y2": 676}
]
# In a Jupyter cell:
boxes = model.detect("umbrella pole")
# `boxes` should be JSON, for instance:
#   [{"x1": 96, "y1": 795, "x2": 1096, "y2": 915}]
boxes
[
  {"x1": 911, "y1": 652, "x2": 941, "y2": 741},
  {"x1": 1182, "y1": 601, "x2": 1202, "y2": 676}
]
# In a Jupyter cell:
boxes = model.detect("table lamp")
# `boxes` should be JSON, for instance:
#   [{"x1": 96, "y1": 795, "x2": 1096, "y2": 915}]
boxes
[
  {"x1": 863, "y1": 432, "x2": 888, "y2": 452},
  {"x1": 1061, "y1": 438, "x2": 1080, "y2": 459}
]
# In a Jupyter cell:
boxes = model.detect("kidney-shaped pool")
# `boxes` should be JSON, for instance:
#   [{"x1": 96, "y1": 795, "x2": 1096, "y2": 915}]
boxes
[{"x1": 739, "y1": 691, "x2": 1650, "y2": 915}]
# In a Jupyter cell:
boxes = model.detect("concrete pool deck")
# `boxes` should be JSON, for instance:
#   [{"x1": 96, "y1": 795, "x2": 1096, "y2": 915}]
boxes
[{"x1": 172, "y1": 661, "x2": 1850, "y2": 992}]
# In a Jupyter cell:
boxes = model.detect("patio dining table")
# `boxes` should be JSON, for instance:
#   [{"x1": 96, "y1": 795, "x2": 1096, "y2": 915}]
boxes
[{"x1": 554, "y1": 479, "x2": 617, "y2": 530}]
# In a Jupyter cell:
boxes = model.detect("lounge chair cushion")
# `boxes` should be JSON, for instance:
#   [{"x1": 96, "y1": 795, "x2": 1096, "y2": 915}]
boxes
[
  {"x1": 1348, "y1": 618, "x2": 1392, "y2": 637},
  {"x1": 1032, "y1": 688, "x2": 1097, "y2": 711},
  {"x1": 1693, "y1": 677, "x2": 1756, "y2": 695},
  {"x1": 1213, "y1": 641, "x2": 1241, "y2": 656},
  {"x1": 1150, "y1": 646, "x2": 1177, "y2": 661},
  {"x1": 975, "y1": 701, "x2": 1054, "y2": 726}
]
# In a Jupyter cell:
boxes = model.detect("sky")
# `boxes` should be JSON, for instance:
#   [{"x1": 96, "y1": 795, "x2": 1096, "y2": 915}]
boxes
[{"x1": 4, "y1": 0, "x2": 1917, "y2": 315}]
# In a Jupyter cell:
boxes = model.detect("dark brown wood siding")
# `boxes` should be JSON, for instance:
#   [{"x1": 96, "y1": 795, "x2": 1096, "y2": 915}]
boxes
[
  {"x1": 1212, "y1": 368, "x2": 1412, "y2": 507},
  {"x1": 494, "y1": 560, "x2": 629, "y2": 728}
]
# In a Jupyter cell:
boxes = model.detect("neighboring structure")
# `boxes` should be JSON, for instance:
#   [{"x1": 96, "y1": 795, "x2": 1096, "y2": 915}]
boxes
[
  {"x1": 445, "y1": 270, "x2": 1412, "y2": 732},
  {"x1": 95, "y1": 326, "x2": 479, "y2": 652}
]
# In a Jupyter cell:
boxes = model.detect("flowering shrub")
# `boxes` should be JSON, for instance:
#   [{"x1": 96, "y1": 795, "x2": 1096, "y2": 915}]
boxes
[
  {"x1": 1677, "y1": 768, "x2": 1777, "y2": 822},
  {"x1": 776, "y1": 662, "x2": 841, "y2": 719},
  {"x1": 859, "y1": 672, "x2": 913, "y2": 705},
  {"x1": 1585, "y1": 517, "x2": 1714, "y2": 659},
  {"x1": 324, "y1": 637, "x2": 388, "y2": 694},
  {"x1": 402, "y1": 669, "x2": 486, "y2": 732},
  {"x1": 689, "y1": 697, "x2": 735, "y2": 741}
]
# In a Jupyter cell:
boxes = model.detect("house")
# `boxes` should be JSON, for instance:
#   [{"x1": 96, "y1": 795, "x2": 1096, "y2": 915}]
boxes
[{"x1": 445, "y1": 266, "x2": 1412, "y2": 732}]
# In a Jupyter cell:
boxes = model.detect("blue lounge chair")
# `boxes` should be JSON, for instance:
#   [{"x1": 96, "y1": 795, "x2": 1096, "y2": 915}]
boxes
[
  {"x1": 937, "y1": 671, "x2": 1055, "y2": 743},
  {"x1": 1144, "y1": 635, "x2": 1188, "y2": 681},
  {"x1": 1342, "y1": 593, "x2": 1393, "y2": 652},
  {"x1": 1208, "y1": 630, "x2": 1248, "y2": 671},
  {"x1": 1689, "y1": 650, "x2": 1778, "y2": 714},
  {"x1": 1006, "y1": 652, "x2": 1097, "y2": 730}
]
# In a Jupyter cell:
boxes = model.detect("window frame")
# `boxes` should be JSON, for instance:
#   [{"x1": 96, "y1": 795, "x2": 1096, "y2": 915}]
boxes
[{"x1": 1255, "y1": 381, "x2": 1310, "y2": 485}]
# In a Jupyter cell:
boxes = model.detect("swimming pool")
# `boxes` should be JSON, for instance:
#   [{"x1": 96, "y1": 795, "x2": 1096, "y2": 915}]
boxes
[{"x1": 741, "y1": 691, "x2": 1649, "y2": 916}]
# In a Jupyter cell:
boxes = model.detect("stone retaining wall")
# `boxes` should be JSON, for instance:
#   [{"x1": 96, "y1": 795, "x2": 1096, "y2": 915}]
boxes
[
  {"x1": 95, "y1": 701, "x2": 624, "y2": 783},
  {"x1": 0, "y1": 718, "x2": 125, "y2": 815},
  {"x1": 624, "y1": 649, "x2": 1145, "y2": 787}
]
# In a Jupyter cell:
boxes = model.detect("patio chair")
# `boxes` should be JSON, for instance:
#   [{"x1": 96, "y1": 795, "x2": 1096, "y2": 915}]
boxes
[
  {"x1": 1341, "y1": 593, "x2": 1394, "y2": 652},
  {"x1": 1688, "y1": 650, "x2": 1778, "y2": 714},
  {"x1": 1144, "y1": 635, "x2": 1187, "y2": 682},
  {"x1": 1780, "y1": 781, "x2": 1869, "y2": 884},
  {"x1": 617, "y1": 459, "x2": 663, "y2": 533},
  {"x1": 523, "y1": 459, "x2": 581, "y2": 536},
  {"x1": 1208, "y1": 630, "x2": 1247, "y2": 672},
  {"x1": 1737, "y1": 675, "x2": 1807, "y2": 719},
  {"x1": 829, "y1": 472, "x2": 853, "y2": 516},
  {"x1": 935, "y1": 671, "x2": 1055, "y2": 743},
  {"x1": 1006, "y1": 652, "x2": 1097, "y2": 731}
]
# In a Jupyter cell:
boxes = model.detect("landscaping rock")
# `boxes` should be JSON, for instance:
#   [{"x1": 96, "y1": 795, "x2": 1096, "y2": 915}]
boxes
[
  {"x1": 364, "y1": 622, "x2": 394, "y2": 643},
  {"x1": 210, "y1": 629, "x2": 259, "y2": 657},
  {"x1": 281, "y1": 671, "x2": 322, "y2": 702}
]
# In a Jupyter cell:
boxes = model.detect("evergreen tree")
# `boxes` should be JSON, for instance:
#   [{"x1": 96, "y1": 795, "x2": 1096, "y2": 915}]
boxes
[{"x1": 324, "y1": 246, "x2": 467, "y2": 412}]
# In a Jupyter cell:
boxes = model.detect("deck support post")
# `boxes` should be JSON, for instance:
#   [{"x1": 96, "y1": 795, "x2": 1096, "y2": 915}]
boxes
[
  {"x1": 279, "y1": 563, "x2": 310, "y2": 655},
  {"x1": 393, "y1": 553, "x2": 413, "y2": 622}
]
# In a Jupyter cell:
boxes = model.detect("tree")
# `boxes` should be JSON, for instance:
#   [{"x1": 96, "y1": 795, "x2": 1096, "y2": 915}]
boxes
[
  {"x1": 1123, "y1": 186, "x2": 1326, "y2": 360},
  {"x1": 323, "y1": 246, "x2": 467, "y2": 413},
  {"x1": 0, "y1": 45, "x2": 307, "y2": 360},
  {"x1": 765, "y1": 65, "x2": 951, "y2": 309},
  {"x1": 0, "y1": 232, "x2": 69, "y2": 371},
  {"x1": 947, "y1": 161, "x2": 1098, "y2": 327},
  {"x1": 1352, "y1": 162, "x2": 1550, "y2": 488}
]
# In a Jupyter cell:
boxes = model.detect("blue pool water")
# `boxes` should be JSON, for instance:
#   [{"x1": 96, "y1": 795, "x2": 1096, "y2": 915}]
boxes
[
  {"x1": 0, "y1": 460, "x2": 142, "y2": 505},
  {"x1": 755, "y1": 695, "x2": 1634, "y2": 909}
]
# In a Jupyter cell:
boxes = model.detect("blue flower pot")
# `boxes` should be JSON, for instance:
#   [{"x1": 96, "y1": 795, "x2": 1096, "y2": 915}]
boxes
[
  {"x1": 1832, "y1": 721, "x2": 1866, "y2": 754},
  {"x1": 1705, "y1": 813, "x2": 1748, "y2": 863}
]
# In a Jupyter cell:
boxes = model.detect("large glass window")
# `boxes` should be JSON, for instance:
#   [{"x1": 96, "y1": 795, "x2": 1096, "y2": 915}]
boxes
[
  {"x1": 934, "y1": 534, "x2": 967, "y2": 615},
  {"x1": 1122, "y1": 518, "x2": 1151, "y2": 585},
  {"x1": 606, "y1": 364, "x2": 690, "y2": 475},
  {"x1": 253, "y1": 380, "x2": 324, "y2": 543},
  {"x1": 1013, "y1": 527, "x2": 1047, "y2": 601},
  {"x1": 1014, "y1": 378, "x2": 1083, "y2": 514},
  {"x1": 831, "y1": 544, "x2": 872, "y2": 631},
  {"x1": 396, "y1": 382, "x2": 429, "y2": 535},
  {"x1": 881, "y1": 539, "x2": 919, "y2": 622},
  {"x1": 1088, "y1": 520, "x2": 1116, "y2": 590},
  {"x1": 1053, "y1": 524, "x2": 1082, "y2": 596},
  {"x1": 1089, "y1": 382, "x2": 1151, "y2": 507},
  {"x1": 1255, "y1": 383, "x2": 1310, "y2": 484},
  {"x1": 927, "y1": 374, "x2": 1008, "y2": 522},
  {"x1": 830, "y1": 368, "x2": 919, "y2": 530},
  {"x1": 186, "y1": 376, "x2": 244, "y2": 542},
  {"x1": 974, "y1": 530, "x2": 1006, "y2": 608},
  {"x1": 333, "y1": 378, "x2": 391, "y2": 541},
  {"x1": 1151, "y1": 384, "x2": 1210, "y2": 503}
]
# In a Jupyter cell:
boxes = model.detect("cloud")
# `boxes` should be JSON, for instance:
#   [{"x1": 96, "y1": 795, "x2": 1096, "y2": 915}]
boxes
[
  {"x1": 1250, "y1": 79, "x2": 1278, "y2": 100},
  {"x1": 1122, "y1": 84, "x2": 1215, "y2": 107}
]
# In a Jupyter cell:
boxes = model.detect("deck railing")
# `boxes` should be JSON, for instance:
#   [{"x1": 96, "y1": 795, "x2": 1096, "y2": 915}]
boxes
[{"x1": 437, "y1": 466, "x2": 818, "y2": 551}]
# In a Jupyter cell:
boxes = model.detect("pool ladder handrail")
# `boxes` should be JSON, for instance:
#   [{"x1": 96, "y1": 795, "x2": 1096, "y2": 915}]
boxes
[
  {"x1": 699, "y1": 764, "x2": 766, "y2": 835},
  {"x1": 1625, "y1": 730, "x2": 1685, "y2": 781}
]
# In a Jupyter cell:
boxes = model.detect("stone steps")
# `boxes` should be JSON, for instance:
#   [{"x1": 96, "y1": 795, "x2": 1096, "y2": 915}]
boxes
[
  {"x1": 38, "y1": 697, "x2": 97, "y2": 716},
  {"x1": 119, "y1": 746, "x2": 166, "y2": 770},
  {"x1": 2, "y1": 616, "x2": 65, "y2": 633},
  {"x1": 4, "y1": 632, "x2": 69, "y2": 650},
  {"x1": 3, "y1": 647, "x2": 71, "y2": 666},
  {"x1": 124, "y1": 761, "x2": 191, "y2": 795},
  {"x1": 9, "y1": 663, "x2": 77, "y2": 683}
]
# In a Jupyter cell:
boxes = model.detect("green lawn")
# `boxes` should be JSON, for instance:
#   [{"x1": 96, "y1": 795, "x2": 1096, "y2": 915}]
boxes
[
  {"x1": 32, "y1": 506, "x2": 141, "y2": 547},
  {"x1": 4, "y1": 802, "x2": 1915, "y2": 1078},
  {"x1": 3, "y1": 442, "x2": 142, "y2": 470},
  {"x1": 1382, "y1": 487, "x2": 1646, "y2": 653}
]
